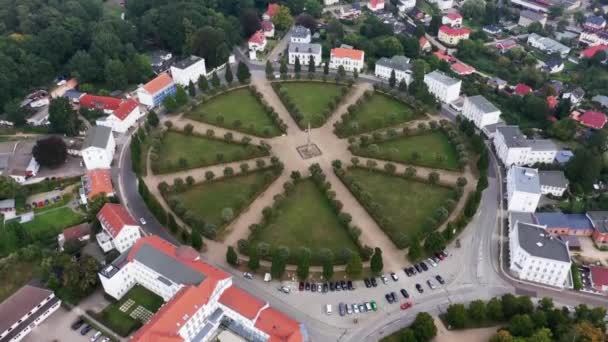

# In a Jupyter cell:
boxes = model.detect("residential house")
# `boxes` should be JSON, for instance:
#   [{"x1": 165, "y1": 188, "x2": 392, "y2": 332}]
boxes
[
  {"x1": 450, "y1": 62, "x2": 475, "y2": 75},
  {"x1": 136, "y1": 73, "x2": 177, "y2": 108},
  {"x1": 555, "y1": 150, "x2": 574, "y2": 164},
  {"x1": 375, "y1": 56, "x2": 413, "y2": 85},
  {"x1": 0, "y1": 285, "x2": 61, "y2": 342},
  {"x1": 510, "y1": 0, "x2": 580, "y2": 13},
  {"x1": 79, "y1": 94, "x2": 122, "y2": 114},
  {"x1": 368, "y1": 0, "x2": 385, "y2": 11},
  {"x1": 589, "y1": 266, "x2": 608, "y2": 294},
  {"x1": 579, "y1": 30, "x2": 608, "y2": 46},
  {"x1": 397, "y1": 0, "x2": 416, "y2": 12},
  {"x1": 261, "y1": 20, "x2": 275, "y2": 38},
  {"x1": 538, "y1": 170, "x2": 569, "y2": 196},
  {"x1": 96, "y1": 203, "x2": 141, "y2": 253},
  {"x1": 493, "y1": 125, "x2": 559, "y2": 166},
  {"x1": 483, "y1": 24, "x2": 502, "y2": 35},
  {"x1": 571, "y1": 110, "x2": 607, "y2": 129},
  {"x1": 563, "y1": 87, "x2": 585, "y2": 105},
  {"x1": 263, "y1": 3, "x2": 279, "y2": 20},
  {"x1": 514, "y1": 83, "x2": 533, "y2": 96},
  {"x1": 462, "y1": 95, "x2": 501, "y2": 129},
  {"x1": 583, "y1": 15, "x2": 606, "y2": 31},
  {"x1": 419, "y1": 37, "x2": 432, "y2": 52},
  {"x1": 62, "y1": 89, "x2": 84, "y2": 104},
  {"x1": 496, "y1": 39, "x2": 518, "y2": 53},
  {"x1": 81, "y1": 126, "x2": 115, "y2": 170},
  {"x1": 585, "y1": 211, "x2": 608, "y2": 245},
  {"x1": 148, "y1": 50, "x2": 173, "y2": 74},
  {"x1": 423, "y1": 70, "x2": 462, "y2": 104},
  {"x1": 437, "y1": 26, "x2": 471, "y2": 46},
  {"x1": 544, "y1": 58, "x2": 564, "y2": 73},
  {"x1": 429, "y1": 0, "x2": 454, "y2": 11},
  {"x1": 80, "y1": 168, "x2": 114, "y2": 205},
  {"x1": 527, "y1": 33, "x2": 571, "y2": 58},
  {"x1": 508, "y1": 220, "x2": 571, "y2": 288},
  {"x1": 80, "y1": 94, "x2": 143, "y2": 133},
  {"x1": 442, "y1": 12, "x2": 462, "y2": 27},
  {"x1": 580, "y1": 44, "x2": 608, "y2": 58},
  {"x1": 248, "y1": 30, "x2": 267, "y2": 52},
  {"x1": 0, "y1": 199, "x2": 15, "y2": 214},
  {"x1": 324, "y1": 0, "x2": 339, "y2": 5},
  {"x1": 6, "y1": 141, "x2": 39, "y2": 184},
  {"x1": 291, "y1": 25, "x2": 311, "y2": 44},
  {"x1": 518, "y1": 10, "x2": 547, "y2": 27},
  {"x1": 487, "y1": 77, "x2": 508, "y2": 90},
  {"x1": 170, "y1": 55, "x2": 207, "y2": 87},
  {"x1": 533, "y1": 212, "x2": 594, "y2": 237},
  {"x1": 99, "y1": 235, "x2": 306, "y2": 342},
  {"x1": 329, "y1": 47, "x2": 365, "y2": 72},
  {"x1": 288, "y1": 43, "x2": 323, "y2": 66},
  {"x1": 339, "y1": 3, "x2": 362, "y2": 19},
  {"x1": 57, "y1": 223, "x2": 91, "y2": 251}
]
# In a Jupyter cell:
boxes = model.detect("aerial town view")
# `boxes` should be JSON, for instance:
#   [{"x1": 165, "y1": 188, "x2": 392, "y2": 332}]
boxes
[{"x1": 1, "y1": 0, "x2": 608, "y2": 341}]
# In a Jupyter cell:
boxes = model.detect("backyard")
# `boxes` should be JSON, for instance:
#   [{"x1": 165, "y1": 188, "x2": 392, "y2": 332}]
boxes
[
  {"x1": 347, "y1": 168, "x2": 456, "y2": 247},
  {"x1": 352, "y1": 131, "x2": 460, "y2": 170},
  {"x1": 22, "y1": 206, "x2": 86, "y2": 238},
  {"x1": 186, "y1": 87, "x2": 282, "y2": 137},
  {"x1": 248, "y1": 179, "x2": 360, "y2": 264},
  {"x1": 278, "y1": 82, "x2": 344, "y2": 127},
  {"x1": 152, "y1": 131, "x2": 268, "y2": 174}
]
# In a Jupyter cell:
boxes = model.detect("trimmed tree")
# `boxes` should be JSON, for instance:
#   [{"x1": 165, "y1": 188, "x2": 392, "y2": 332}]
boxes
[
  {"x1": 211, "y1": 71, "x2": 221, "y2": 87},
  {"x1": 191, "y1": 231, "x2": 203, "y2": 250},
  {"x1": 389, "y1": 69, "x2": 397, "y2": 88},
  {"x1": 297, "y1": 249, "x2": 311, "y2": 280},
  {"x1": 237, "y1": 62, "x2": 251, "y2": 84},
  {"x1": 266, "y1": 60, "x2": 274, "y2": 78},
  {"x1": 294, "y1": 56, "x2": 301, "y2": 74},
  {"x1": 345, "y1": 253, "x2": 363, "y2": 277},
  {"x1": 188, "y1": 80, "x2": 196, "y2": 97},
  {"x1": 147, "y1": 110, "x2": 159, "y2": 127},
  {"x1": 32, "y1": 136, "x2": 67, "y2": 168},
  {"x1": 271, "y1": 250, "x2": 287, "y2": 278},
  {"x1": 198, "y1": 74, "x2": 209, "y2": 92},
  {"x1": 370, "y1": 247, "x2": 383, "y2": 275},
  {"x1": 226, "y1": 246, "x2": 238, "y2": 266},
  {"x1": 225, "y1": 66, "x2": 234, "y2": 84},
  {"x1": 308, "y1": 55, "x2": 315, "y2": 74},
  {"x1": 248, "y1": 246, "x2": 260, "y2": 271}
]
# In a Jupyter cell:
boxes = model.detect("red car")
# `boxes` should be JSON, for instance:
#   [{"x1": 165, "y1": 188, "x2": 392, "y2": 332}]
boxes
[{"x1": 400, "y1": 302, "x2": 413, "y2": 310}]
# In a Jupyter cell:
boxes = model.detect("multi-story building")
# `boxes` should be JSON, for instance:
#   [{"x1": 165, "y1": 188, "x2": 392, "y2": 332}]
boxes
[
  {"x1": 437, "y1": 26, "x2": 471, "y2": 46},
  {"x1": 510, "y1": 0, "x2": 580, "y2": 13},
  {"x1": 170, "y1": 56, "x2": 207, "y2": 87},
  {"x1": 423, "y1": 70, "x2": 461, "y2": 104},
  {"x1": 80, "y1": 94, "x2": 142, "y2": 133},
  {"x1": 99, "y1": 235, "x2": 307, "y2": 342},
  {"x1": 538, "y1": 170, "x2": 569, "y2": 197},
  {"x1": 81, "y1": 126, "x2": 115, "y2": 170},
  {"x1": 583, "y1": 15, "x2": 606, "y2": 31},
  {"x1": 57, "y1": 223, "x2": 91, "y2": 251},
  {"x1": 79, "y1": 168, "x2": 114, "y2": 205},
  {"x1": 509, "y1": 220, "x2": 571, "y2": 288},
  {"x1": 329, "y1": 47, "x2": 365, "y2": 72},
  {"x1": 507, "y1": 166, "x2": 542, "y2": 213},
  {"x1": 248, "y1": 30, "x2": 267, "y2": 52},
  {"x1": 288, "y1": 43, "x2": 322, "y2": 66},
  {"x1": 515, "y1": 211, "x2": 608, "y2": 246},
  {"x1": 442, "y1": 12, "x2": 463, "y2": 27},
  {"x1": 461, "y1": 95, "x2": 501, "y2": 129},
  {"x1": 96, "y1": 203, "x2": 141, "y2": 253},
  {"x1": 527, "y1": 33, "x2": 571, "y2": 57},
  {"x1": 493, "y1": 125, "x2": 559, "y2": 166},
  {"x1": 585, "y1": 211, "x2": 608, "y2": 246},
  {"x1": 136, "y1": 73, "x2": 177, "y2": 108},
  {"x1": 0, "y1": 285, "x2": 61, "y2": 342},
  {"x1": 290, "y1": 26, "x2": 311, "y2": 44},
  {"x1": 374, "y1": 56, "x2": 412, "y2": 85},
  {"x1": 368, "y1": 0, "x2": 385, "y2": 11},
  {"x1": 518, "y1": 10, "x2": 547, "y2": 27},
  {"x1": 579, "y1": 30, "x2": 608, "y2": 46}
]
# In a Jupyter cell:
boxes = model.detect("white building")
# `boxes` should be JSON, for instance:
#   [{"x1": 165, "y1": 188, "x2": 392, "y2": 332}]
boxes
[
  {"x1": 0, "y1": 285, "x2": 61, "y2": 342},
  {"x1": 324, "y1": 0, "x2": 339, "y2": 4},
  {"x1": 579, "y1": 30, "x2": 608, "y2": 47},
  {"x1": 329, "y1": 47, "x2": 365, "y2": 72},
  {"x1": 289, "y1": 43, "x2": 323, "y2": 66},
  {"x1": 509, "y1": 220, "x2": 571, "y2": 288},
  {"x1": 81, "y1": 125, "x2": 115, "y2": 171},
  {"x1": 461, "y1": 95, "x2": 501, "y2": 129},
  {"x1": 99, "y1": 235, "x2": 306, "y2": 342},
  {"x1": 96, "y1": 99, "x2": 143, "y2": 133},
  {"x1": 507, "y1": 166, "x2": 542, "y2": 213},
  {"x1": 248, "y1": 30, "x2": 267, "y2": 52},
  {"x1": 397, "y1": 0, "x2": 416, "y2": 11},
  {"x1": 539, "y1": 170, "x2": 569, "y2": 197},
  {"x1": 374, "y1": 56, "x2": 413, "y2": 85},
  {"x1": 6, "y1": 141, "x2": 39, "y2": 184},
  {"x1": 79, "y1": 168, "x2": 114, "y2": 205},
  {"x1": 136, "y1": 73, "x2": 177, "y2": 108},
  {"x1": 291, "y1": 26, "x2": 311, "y2": 44},
  {"x1": 437, "y1": 26, "x2": 471, "y2": 46},
  {"x1": 493, "y1": 126, "x2": 559, "y2": 167},
  {"x1": 170, "y1": 56, "x2": 207, "y2": 87},
  {"x1": 423, "y1": 70, "x2": 461, "y2": 104},
  {"x1": 527, "y1": 33, "x2": 571, "y2": 58},
  {"x1": 429, "y1": 0, "x2": 454, "y2": 11},
  {"x1": 442, "y1": 12, "x2": 463, "y2": 27},
  {"x1": 95, "y1": 203, "x2": 141, "y2": 253}
]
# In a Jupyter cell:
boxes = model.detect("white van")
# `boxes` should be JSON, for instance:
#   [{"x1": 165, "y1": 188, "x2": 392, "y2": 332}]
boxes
[{"x1": 325, "y1": 304, "x2": 332, "y2": 315}]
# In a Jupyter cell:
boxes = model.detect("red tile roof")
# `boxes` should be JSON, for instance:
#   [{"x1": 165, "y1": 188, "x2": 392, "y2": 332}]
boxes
[
  {"x1": 547, "y1": 96, "x2": 558, "y2": 110},
  {"x1": 255, "y1": 307, "x2": 303, "y2": 342},
  {"x1": 446, "y1": 12, "x2": 462, "y2": 20},
  {"x1": 97, "y1": 203, "x2": 136, "y2": 238},
  {"x1": 434, "y1": 51, "x2": 454, "y2": 62},
  {"x1": 62, "y1": 223, "x2": 91, "y2": 241},
  {"x1": 80, "y1": 94, "x2": 122, "y2": 111},
  {"x1": 266, "y1": 3, "x2": 280, "y2": 17},
  {"x1": 514, "y1": 83, "x2": 532, "y2": 96},
  {"x1": 262, "y1": 20, "x2": 274, "y2": 32},
  {"x1": 590, "y1": 265, "x2": 608, "y2": 287},
  {"x1": 451, "y1": 62, "x2": 475, "y2": 75},
  {"x1": 419, "y1": 37, "x2": 430, "y2": 49},
  {"x1": 439, "y1": 25, "x2": 471, "y2": 36},
  {"x1": 249, "y1": 30, "x2": 266, "y2": 45},
  {"x1": 219, "y1": 286, "x2": 266, "y2": 320},
  {"x1": 579, "y1": 110, "x2": 608, "y2": 129},
  {"x1": 580, "y1": 44, "x2": 608, "y2": 58},
  {"x1": 143, "y1": 73, "x2": 174, "y2": 95},
  {"x1": 114, "y1": 99, "x2": 139, "y2": 121},
  {"x1": 369, "y1": 0, "x2": 384, "y2": 8},
  {"x1": 85, "y1": 169, "x2": 114, "y2": 199},
  {"x1": 331, "y1": 48, "x2": 364, "y2": 61}
]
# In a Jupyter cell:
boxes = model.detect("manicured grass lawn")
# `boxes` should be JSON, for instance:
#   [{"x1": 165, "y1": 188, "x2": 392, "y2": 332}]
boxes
[
  {"x1": 347, "y1": 168, "x2": 456, "y2": 247},
  {"x1": 167, "y1": 170, "x2": 279, "y2": 234},
  {"x1": 248, "y1": 179, "x2": 360, "y2": 264},
  {"x1": 352, "y1": 131, "x2": 460, "y2": 170},
  {"x1": 22, "y1": 207, "x2": 85, "y2": 237},
  {"x1": 279, "y1": 82, "x2": 344, "y2": 127},
  {"x1": 99, "y1": 285, "x2": 164, "y2": 337},
  {"x1": 153, "y1": 131, "x2": 268, "y2": 174},
  {"x1": 187, "y1": 88, "x2": 281, "y2": 137},
  {"x1": 338, "y1": 93, "x2": 418, "y2": 136}
]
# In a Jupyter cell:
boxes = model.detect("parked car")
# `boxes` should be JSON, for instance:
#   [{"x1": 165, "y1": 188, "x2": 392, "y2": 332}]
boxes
[
  {"x1": 385, "y1": 293, "x2": 393, "y2": 303},
  {"x1": 339, "y1": 303, "x2": 346, "y2": 316},
  {"x1": 400, "y1": 288, "x2": 409, "y2": 298},
  {"x1": 90, "y1": 331, "x2": 102, "y2": 342},
  {"x1": 323, "y1": 283, "x2": 329, "y2": 292},
  {"x1": 139, "y1": 217, "x2": 146, "y2": 225},
  {"x1": 80, "y1": 325, "x2": 92, "y2": 336},
  {"x1": 370, "y1": 300, "x2": 378, "y2": 311},
  {"x1": 381, "y1": 274, "x2": 388, "y2": 284},
  {"x1": 415, "y1": 284, "x2": 424, "y2": 293},
  {"x1": 347, "y1": 280, "x2": 354, "y2": 290},
  {"x1": 299, "y1": 282, "x2": 304, "y2": 291},
  {"x1": 311, "y1": 284, "x2": 317, "y2": 292},
  {"x1": 243, "y1": 272, "x2": 253, "y2": 279},
  {"x1": 325, "y1": 304, "x2": 332, "y2": 315},
  {"x1": 420, "y1": 262, "x2": 429, "y2": 271},
  {"x1": 435, "y1": 252, "x2": 445, "y2": 261},
  {"x1": 305, "y1": 282, "x2": 311, "y2": 291},
  {"x1": 71, "y1": 318, "x2": 85, "y2": 330},
  {"x1": 359, "y1": 304, "x2": 367, "y2": 313},
  {"x1": 317, "y1": 283, "x2": 322, "y2": 292},
  {"x1": 400, "y1": 301, "x2": 413, "y2": 310},
  {"x1": 329, "y1": 282, "x2": 335, "y2": 291},
  {"x1": 390, "y1": 272, "x2": 398, "y2": 281},
  {"x1": 436, "y1": 275, "x2": 445, "y2": 285},
  {"x1": 353, "y1": 303, "x2": 360, "y2": 314},
  {"x1": 409, "y1": 267, "x2": 416, "y2": 275},
  {"x1": 427, "y1": 279, "x2": 436, "y2": 290},
  {"x1": 431, "y1": 256, "x2": 440, "y2": 264},
  {"x1": 414, "y1": 264, "x2": 422, "y2": 273},
  {"x1": 335, "y1": 282, "x2": 340, "y2": 291},
  {"x1": 427, "y1": 258, "x2": 437, "y2": 267},
  {"x1": 371, "y1": 277, "x2": 378, "y2": 287},
  {"x1": 365, "y1": 302, "x2": 372, "y2": 311},
  {"x1": 364, "y1": 278, "x2": 371, "y2": 288},
  {"x1": 404, "y1": 268, "x2": 411, "y2": 277},
  {"x1": 340, "y1": 280, "x2": 347, "y2": 290}
]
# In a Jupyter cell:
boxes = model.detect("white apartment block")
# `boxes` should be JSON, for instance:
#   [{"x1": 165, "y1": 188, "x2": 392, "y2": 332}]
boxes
[
  {"x1": 81, "y1": 126, "x2": 116, "y2": 170},
  {"x1": 507, "y1": 166, "x2": 542, "y2": 213},
  {"x1": 461, "y1": 95, "x2": 501, "y2": 129},
  {"x1": 509, "y1": 220, "x2": 571, "y2": 288},
  {"x1": 170, "y1": 55, "x2": 207, "y2": 86},
  {"x1": 374, "y1": 56, "x2": 413, "y2": 85},
  {"x1": 291, "y1": 26, "x2": 311, "y2": 44},
  {"x1": 423, "y1": 70, "x2": 461, "y2": 104},
  {"x1": 96, "y1": 203, "x2": 141, "y2": 253},
  {"x1": 579, "y1": 30, "x2": 608, "y2": 47},
  {"x1": 329, "y1": 47, "x2": 365, "y2": 72},
  {"x1": 288, "y1": 43, "x2": 322, "y2": 66},
  {"x1": 527, "y1": 33, "x2": 571, "y2": 58},
  {"x1": 493, "y1": 126, "x2": 558, "y2": 167},
  {"x1": 397, "y1": 0, "x2": 416, "y2": 11}
]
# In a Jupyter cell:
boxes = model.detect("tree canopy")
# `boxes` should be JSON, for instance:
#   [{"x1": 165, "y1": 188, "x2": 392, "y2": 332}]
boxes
[{"x1": 33, "y1": 136, "x2": 68, "y2": 168}]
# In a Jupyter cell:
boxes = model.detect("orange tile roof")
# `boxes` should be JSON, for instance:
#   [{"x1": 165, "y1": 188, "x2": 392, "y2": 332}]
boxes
[
  {"x1": 80, "y1": 94, "x2": 122, "y2": 111},
  {"x1": 219, "y1": 286, "x2": 266, "y2": 320},
  {"x1": 143, "y1": 73, "x2": 174, "y2": 95},
  {"x1": 85, "y1": 169, "x2": 114, "y2": 199},
  {"x1": 97, "y1": 203, "x2": 136, "y2": 238},
  {"x1": 62, "y1": 223, "x2": 91, "y2": 241},
  {"x1": 114, "y1": 99, "x2": 139, "y2": 121},
  {"x1": 331, "y1": 48, "x2": 364, "y2": 61},
  {"x1": 439, "y1": 25, "x2": 471, "y2": 36},
  {"x1": 255, "y1": 307, "x2": 303, "y2": 342},
  {"x1": 249, "y1": 30, "x2": 266, "y2": 44}
]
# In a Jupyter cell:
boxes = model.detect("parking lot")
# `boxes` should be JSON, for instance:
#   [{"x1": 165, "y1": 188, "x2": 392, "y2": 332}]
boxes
[{"x1": 24, "y1": 307, "x2": 85, "y2": 342}]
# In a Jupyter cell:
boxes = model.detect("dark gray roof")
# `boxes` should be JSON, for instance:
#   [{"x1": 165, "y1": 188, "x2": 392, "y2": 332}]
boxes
[
  {"x1": 534, "y1": 212, "x2": 592, "y2": 230},
  {"x1": 585, "y1": 15, "x2": 606, "y2": 26},
  {"x1": 592, "y1": 95, "x2": 608, "y2": 107},
  {"x1": 425, "y1": 70, "x2": 460, "y2": 86},
  {"x1": 82, "y1": 126, "x2": 112, "y2": 150},
  {"x1": 496, "y1": 125, "x2": 529, "y2": 148},
  {"x1": 586, "y1": 211, "x2": 608, "y2": 233},
  {"x1": 520, "y1": 10, "x2": 546, "y2": 21},
  {"x1": 510, "y1": 211, "x2": 535, "y2": 227},
  {"x1": 376, "y1": 56, "x2": 412, "y2": 72},
  {"x1": 510, "y1": 166, "x2": 541, "y2": 194},
  {"x1": 528, "y1": 139, "x2": 558, "y2": 151},
  {"x1": 133, "y1": 243, "x2": 206, "y2": 286},
  {"x1": 538, "y1": 170, "x2": 569, "y2": 189},
  {"x1": 289, "y1": 42, "x2": 322, "y2": 55},
  {"x1": 546, "y1": 58, "x2": 563, "y2": 68},
  {"x1": 466, "y1": 95, "x2": 500, "y2": 114},
  {"x1": 0, "y1": 285, "x2": 54, "y2": 335},
  {"x1": 173, "y1": 55, "x2": 203, "y2": 70},
  {"x1": 517, "y1": 222, "x2": 571, "y2": 263},
  {"x1": 292, "y1": 25, "x2": 311, "y2": 38}
]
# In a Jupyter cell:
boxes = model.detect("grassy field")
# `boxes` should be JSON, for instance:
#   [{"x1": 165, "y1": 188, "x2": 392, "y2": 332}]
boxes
[
  {"x1": 23, "y1": 207, "x2": 85, "y2": 237},
  {"x1": 99, "y1": 285, "x2": 164, "y2": 337},
  {"x1": 352, "y1": 131, "x2": 460, "y2": 170},
  {"x1": 248, "y1": 179, "x2": 360, "y2": 264},
  {"x1": 153, "y1": 131, "x2": 268, "y2": 174},
  {"x1": 347, "y1": 168, "x2": 456, "y2": 247},
  {"x1": 279, "y1": 82, "x2": 344, "y2": 127},
  {"x1": 167, "y1": 169, "x2": 279, "y2": 234},
  {"x1": 187, "y1": 88, "x2": 281, "y2": 137},
  {"x1": 339, "y1": 93, "x2": 418, "y2": 136},
  {"x1": 0, "y1": 259, "x2": 38, "y2": 302}
]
